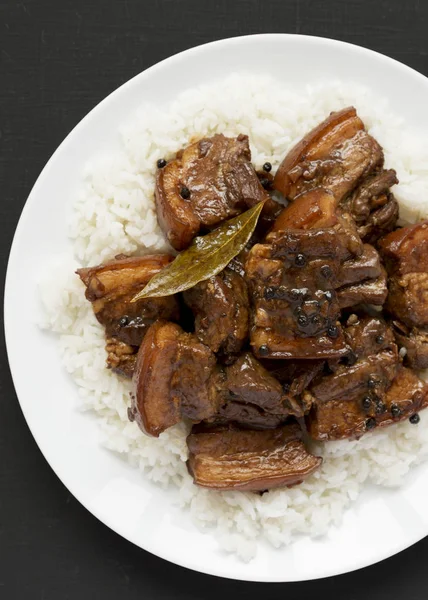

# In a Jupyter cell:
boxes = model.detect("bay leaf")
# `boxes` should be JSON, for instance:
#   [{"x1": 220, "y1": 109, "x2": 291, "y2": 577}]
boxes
[{"x1": 132, "y1": 201, "x2": 265, "y2": 300}]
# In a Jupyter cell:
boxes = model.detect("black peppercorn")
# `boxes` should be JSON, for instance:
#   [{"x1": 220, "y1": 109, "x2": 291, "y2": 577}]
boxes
[
  {"x1": 119, "y1": 316, "x2": 129, "y2": 327},
  {"x1": 391, "y1": 404, "x2": 401, "y2": 418},
  {"x1": 180, "y1": 186, "x2": 190, "y2": 199},
  {"x1": 327, "y1": 324, "x2": 339, "y2": 338},
  {"x1": 263, "y1": 162, "x2": 272, "y2": 172},
  {"x1": 157, "y1": 158, "x2": 167, "y2": 169},
  {"x1": 311, "y1": 315, "x2": 321, "y2": 326},
  {"x1": 362, "y1": 396, "x2": 372, "y2": 410},
  {"x1": 260, "y1": 178, "x2": 271, "y2": 189},
  {"x1": 264, "y1": 287, "x2": 276, "y2": 300},
  {"x1": 376, "y1": 335, "x2": 385, "y2": 345},
  {"x1": 366, "y1": 417, "x2": 377, "y2": 430},
  {"x1": 409, "y1": 413, "x2": 420, "y2": 424},
  {"x1": 297, "y1": 314, "x2": 308, "y2": 326},
  {"x1": 295, "y1": 254, "x2": 306, "y2": 267},
  {"x1": 258, "y1": 345, "x2": 269, "y2": 356},
  {"x1": 367, "y1": 377, "x2": 377, "y2": 388},
  {"x1": 321, "y1": 265, "x2": 333, "y2": 279},
  {"x1": 347, "y1": 351, "x2": 358, "y2": 366},
  {"x1": 324, "y1": 290, "x2": 333, "y2": 301}
]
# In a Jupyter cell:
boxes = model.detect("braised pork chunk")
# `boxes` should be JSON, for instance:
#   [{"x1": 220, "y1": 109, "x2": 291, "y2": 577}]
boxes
[
  {"x1": 379, "y1": 222, "x2": 428, "y2": 328},
  {"x1": 183, "y1": 268, "x2": 249, "y2": 358},
  {"x1": 206, "y1": 353, "x2": 291, "y2": 430},
  {"x1": 245, "y1": 191, "x2": 368, "y2": 360},
  {"x1": 392, "y1": 321, "x2": 428, "y2": 370},
  {"x1": 130, "y1": 321, "x2": 217, "y2": 437},
  {"x1": 155, "y1": 134, "x2": 269, "y2": 250},
  {"x1": 187, "y1": 423, "x2": 322, "y2": 492},
  {"x1": 245, "y1": 232, "x2": 348, "y2": 360},
  {"x1": 273, "y1": 107, "x2": 383, "y2": 202},
  {"x1": 379, "y1": 223, "x2": 428, "y2": 367},
  {"x1": 346, "y1": 168, "x2": 399, "y2": 243},
  {"x1": 306, "y1": 315, "x2": 428, "y2": 440},
  {"x1": 77, "y1": 255, "x2": 180, "y2": 346}
]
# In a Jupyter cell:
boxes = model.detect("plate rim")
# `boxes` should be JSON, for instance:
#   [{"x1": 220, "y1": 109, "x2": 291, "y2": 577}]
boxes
[{"x1": 5, "y1": 33, "x2": 428, "y2": 582}]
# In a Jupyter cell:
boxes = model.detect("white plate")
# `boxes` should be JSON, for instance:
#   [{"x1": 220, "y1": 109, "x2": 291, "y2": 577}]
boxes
[{"x1": 5, "y1": 34, "x2": 428, "y2": 582}]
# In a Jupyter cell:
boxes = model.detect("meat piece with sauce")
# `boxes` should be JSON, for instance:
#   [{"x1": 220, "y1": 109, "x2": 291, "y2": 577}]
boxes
[
  {"x1": 336, "y1": 269, "x2": 388, "y2": 309},
  {"x1": 392, "y1": 321, "x2": 428, "y2": 371},
  {"x1": 271, "y1": 188, "x2": 338, "y2": 232},
  {"x1": 335, "y1": 243, "x2": 388, "y2": 308},
  {"x1": 206, "y1": 353, "x2": 293, "y2": 430},
  {"x1": 345, "y1": 168, "x2": 399, "y2": 243},
  {"x1": 273, "y1": 107, "x2": 383, "y2": 202},
  {"x1": 379, "y1": 221, "x2": 428, "y2": 276},
  {"x1": 271, "y1": 188, "x2": 363, "y2": 255},
  {"x1": 308, "y1": 362, "x2": 428, "y2": 441},
  {"x1": 378, "y1": 222, "x2": 428, "y2": 369},
  {"x1": 379, "y1": 222, "x2": 428, "y2": 328},
  {"x1": 77, "y1": 255, "x2": 180, "y2": 346},
  {"x1": 155, "y1": 134, "x2": 270, "y2": 250},
  {"x1": 261, "y1": 359, "x2": 324, "y2": 417},
  {"x1": 129, "y1": 321, "x2": 217, "y2": 437},
  {"x1": 187, "y1": 423, "x2": 322, "y2": 492},
  {"x1": 306, "y1": 314, "x2": 428, "y2": 440},
  {"x1": 381, "y1": 366, "x2": 428, "y2": 422},
  {"x1": 385, "y1": 275, "x2": 428, "y2": 328},
  {"x1": 268, "y1": 190, "x2": 387, "y2": 309},
  {"x1": 245, "y1": 216, "x2": 364, "y2": 359},
  {"x1": 183, "y1": 268, "x2": 249, "y2": 358}
]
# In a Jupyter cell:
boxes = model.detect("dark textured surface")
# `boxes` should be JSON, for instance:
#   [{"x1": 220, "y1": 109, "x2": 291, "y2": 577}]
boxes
[{"x1": 2, "y1": 0, "x2": 428, "y2": 597}]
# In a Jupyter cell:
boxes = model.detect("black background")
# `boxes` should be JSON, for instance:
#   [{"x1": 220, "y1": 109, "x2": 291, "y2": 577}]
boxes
[{"x1": 2, "y1": 0, "x2": 428, "y2": 598}]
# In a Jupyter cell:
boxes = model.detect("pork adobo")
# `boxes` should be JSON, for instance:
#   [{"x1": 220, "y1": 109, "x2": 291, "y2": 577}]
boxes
[
  {"x1": 346, "y1": 168, "x2": 399, "y2": 243},
  {"x1": 305, "y1": 315, "x2": 428, "y2": 440},
  {"x1": 183, "y1": 268, "x2": 249, "y2": 358},
  {"x1": 77, "y1": 254, "x2": 180, "y2": 376},
  {"x1": 206, "y1": 352, "x2": 294, "y2": 429},
  {"x1": 187, "y1": 424, "x2": 322, "y2": 492},
  {"x1": 379, "y1": 221, "x2": 428, "y2": 368},
  {"x1": 392, "y1": 321, "x2": 428, "y2": 370},
  {"x1": 77, "y1": 110, "x2": 428, "y2": 494},
  {"x1": 245, "y1": 229, "x2": 349, "y2": 360},
  {"x1": 155, "y1": 133, "x2": 272, "y2": 250},
  {"x1": 129, "y1": 321, "x2": 217, "y2": 437},
  {"x1": 273, "y1": 107, "x2": 383, "y2": 202}
]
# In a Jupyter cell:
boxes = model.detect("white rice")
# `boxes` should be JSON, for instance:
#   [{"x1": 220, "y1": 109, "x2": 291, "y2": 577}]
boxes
[{"x1": 39, "y1": 74, "x2": 428, "y2": 561}]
